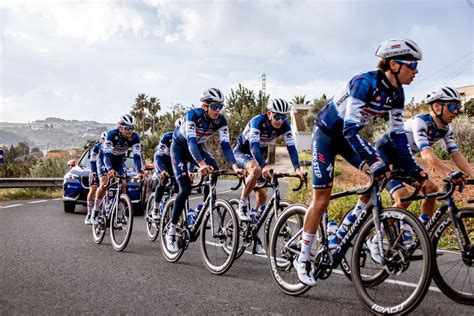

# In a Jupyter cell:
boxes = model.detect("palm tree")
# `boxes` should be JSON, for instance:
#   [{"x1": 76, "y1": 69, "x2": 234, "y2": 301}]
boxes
[
  {"x1": 291, "y1": 95, "x2": 310, "y2": 105},
  {"x1": 147, "y1": 97, "x2": 161, "y2": 134},
  {"x1": 131, "y1": 93, "x2": 148, "y2": 134}
]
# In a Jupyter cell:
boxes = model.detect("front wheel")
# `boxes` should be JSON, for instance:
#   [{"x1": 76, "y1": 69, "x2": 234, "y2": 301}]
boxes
[
  {"x1": 351, "y1": 208, "x2": 432, "y2": 314},
  {"x1": 159, "y1": 197, "x2": 186, "y2": 263},
  {"x1": 110, "y1": 194, "x2": 134, "y2": 252},
  {"x1": 263, "y1": 200, "x2": 294, "y2": 253},
  {"x1": 200, "y1": 199, "x2": 239, "y2": 275},
  {"x1": 92, "y1": 209, "x2": 106, "y2": 244},
  {"x1": 432, "y1": 207, "x2": 474, "y2": 305},
  {"x1": 228, "y1": 198, "x2": 247, "y2": 259}
]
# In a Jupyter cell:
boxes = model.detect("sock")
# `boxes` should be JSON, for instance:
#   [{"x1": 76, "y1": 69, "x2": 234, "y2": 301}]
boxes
[
  {"x1": 93, "y1": 199, "x2": 100, "y2": 212},
  {"x1": 352, "y1": 199, "x2": 367, "y2": 217},
  {"x1": 239, "y1": 198, "x2": 248, "y2": 207},
  {"x1": 168, "y1": 223, "x2": 176, "y2": 235},
  {"x1": 299, "y1": 231, "x2": 316, "y2": 262},
  {"x1": 87, "y1": 201, "x2": 94, "y2": 216}
]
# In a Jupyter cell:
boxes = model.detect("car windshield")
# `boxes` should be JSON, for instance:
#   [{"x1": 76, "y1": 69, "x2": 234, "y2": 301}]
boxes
[{"x1": 77, "y1": 148, "x2": 138, "y2": 170}]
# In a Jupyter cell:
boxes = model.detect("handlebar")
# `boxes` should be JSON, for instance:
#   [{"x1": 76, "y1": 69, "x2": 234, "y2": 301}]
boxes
[
  {"x1": 400, "y1": 177, "x2": 474, "y2": 203},
  {"x1": 228, "y1": 168, "x2": 307, "y2": 192}
]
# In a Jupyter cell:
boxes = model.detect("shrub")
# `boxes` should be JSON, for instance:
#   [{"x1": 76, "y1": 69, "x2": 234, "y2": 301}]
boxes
[{"x1": 29, "y1": 157, "x2": 70, "y2": 178}]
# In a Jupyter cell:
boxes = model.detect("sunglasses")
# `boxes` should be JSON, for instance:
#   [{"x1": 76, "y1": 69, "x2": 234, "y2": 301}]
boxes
[
  {"x1": 394, "y1": 59, "x2": 418, "y2": 70},
  {"x1": 208, "y1": 103, "x2": 224, "y2": 111},
  {"x1": 272, "y1": 113, "x2": 287, "y2": 121},
  {"x1": 445, "y1": 103, "x2": 461, "y2": 113},
  {"x1": 123, "y1": 126, "x2": 135, "y2": 131}
]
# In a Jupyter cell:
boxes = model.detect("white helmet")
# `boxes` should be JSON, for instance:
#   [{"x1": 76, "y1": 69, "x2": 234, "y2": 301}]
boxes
[
  {"x1": 118, "y1": 114, "x2": 135, "y2": 127},
  {"x1": 200, "y1": 88, "x2": 224, "y2": 104},
  {"x1": 100, "y1": 131, "x2": 107, "y2": 140},
  {"x1": 267, "y1": 98, "x2": 290, "y2": 114},
  {"x1": 175, "y1": 117, "x2": 184, "y2": 128},
  {"x1": 375, "y1": 38, "x2": 422, "y2": 61},
  {"x1": 425, "y1": 86, "x2": 461, "y2": 104}
]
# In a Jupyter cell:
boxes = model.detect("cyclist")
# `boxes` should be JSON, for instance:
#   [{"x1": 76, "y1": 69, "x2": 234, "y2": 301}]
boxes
[
  {"x1": 150, "y1": 118, "x2": 183, "y2": 220},
  {"x1": 84, "y1": 131, "x2": 107, "y2": 225},
  {"x1": 294, "y1": 38, "x2": 427, "y2": 286},
  {"x1": 233, "y1": 98, "x2": 306, "y2": 254},
  {"x1": 376, "y1": 85, "x2": 474, "y2": 217},
  {"x1": 90, "y1": 114, "x2": 144, "y2": 225},
  {"x1": 165, "y1": 88, "x2": 246, "y2": 252}
]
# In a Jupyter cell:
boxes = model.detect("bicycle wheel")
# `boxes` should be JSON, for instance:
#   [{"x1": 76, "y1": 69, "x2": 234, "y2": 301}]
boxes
[
  {"x1": 268, "y1": 204, "x2": 311, "y2": 296},
  {"x1": 200, "y1": 199, "x2": 239, "y2": 275},
  {"x1": 145, "y1": 193, "x2": 159, "y2": 241},
  {"x1": 92, "y1": 209, "x2": 106, "y2": 244},
  {"x1": 159, "y1": 197, "x2": 186, "y2": 263},
  {"x1": 227, "y1": 198, "x2": 247, "y2": 259},
  {"x1": 263, "y1": 200, "x2": 294, "y2": 253},
  {"x1": 110, "y1": 194, "x2": 134, "y2": 252},
  {"x1": 351, "y1": 208, "x2": 432, "y2": 314},
  {"x1": 432, "y1": 207, "x2": 474, "y2": 305}
]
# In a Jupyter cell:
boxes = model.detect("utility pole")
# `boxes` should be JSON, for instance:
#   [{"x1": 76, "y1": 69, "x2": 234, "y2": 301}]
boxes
[{"x1": 261, "y1": 73, "x2": 266, "y2": 112}]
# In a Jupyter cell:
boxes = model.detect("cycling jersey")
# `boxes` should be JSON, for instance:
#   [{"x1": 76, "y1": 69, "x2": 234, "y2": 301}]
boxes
[
  {"x1": 89, "y1": 142, "x2": 104, "y2": 174},
  {"x1": 234, "y1": 114, "x2": 300, "y2": 169},
  {"x1": 154, "y1": 132, "x2": 173, "y2": 173},
  {"x1": 103, "y1": 129, "x2": 143, "y2": 173},
  {"x1": 315, "y1": 70, "x2": 414, "y2": 168},
  {"x1": 404, "y1": 114, "x2": 459, "y2": 154},
  {"x1": 173, "y1": 108, "x2": 236, "y2": 165}
]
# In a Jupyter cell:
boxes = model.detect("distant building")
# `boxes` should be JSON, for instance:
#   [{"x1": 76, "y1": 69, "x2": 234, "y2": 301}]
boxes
[
  {"x1": 47, "y1": 149, "x2": 69, "y2": 158},
  {"x1": 457, "y1": 85, "x2": 474, "y2": 103},
  {"x1": 290, "y1": 104, "x2": 311, "y2": 151}
]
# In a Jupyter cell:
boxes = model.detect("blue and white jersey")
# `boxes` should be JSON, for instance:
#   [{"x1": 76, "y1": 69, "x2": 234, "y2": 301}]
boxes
[
  {"x1": 103, "y1": 129, "x2": 142, "y2": 172},
  {"x1": 154, "y1": 131, "x2": 173, "y2": 172},
  {"x1": 316, "y1": 70, "x2": 410, "y2": 166},
  {"x1": 89, "y1": 142, "x2": 104, "y2": 174},
  {"x1": 173, "y1": 108, "x2": 236, "y2": 165},
  {"x1": 236, "y1": 114, "x2": 299, "y2": 168},
  {"x1": 405, "y1": 114, "x2": 459, "y2": 155}
]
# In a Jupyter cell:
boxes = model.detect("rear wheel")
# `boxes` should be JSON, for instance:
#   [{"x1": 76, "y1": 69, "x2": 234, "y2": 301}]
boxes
[
  {"x1": 432, "y1": 207, "x2": 474, "y2": 305},
  {"x1": 228, "y1": 198, "x2": 247, "y2": 259},
  {"x1": 145, "y1": 193, "x2": 159, "y2": 241},
  {"x1": 159, "y1": 197, "x2": 186, "y2": 263},
  {"x1": 263, "y1": 200, "x2": 293, "y2": 253},
  {"x1": 110, "y1": 194, "x2": 134, "y2": 252},
  {"x1": 200, "y1": 199, "x2": 239, "y2": 275},
  {"x1": 268, "y1": 204, "x2": 311, "y2": 296},
  {"x1": 92, "y1": 206, "x2": 106, "y2": 244}
]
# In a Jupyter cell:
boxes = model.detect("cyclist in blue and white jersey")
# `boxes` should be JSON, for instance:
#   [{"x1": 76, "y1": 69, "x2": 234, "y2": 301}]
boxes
[
  {"x1": 377, "y1": 85, "x2": 473, "y2": 217},
  {"x1": 90, "y1": 114, "x2": 144, "y2": 225},
  {"x1": 84, "y1": 131, "x2": 107, "y2": 225},
  {"x1": 294, "y1": 38, "x2": 428, "y2": 286},
  {"x1": 165, "y1": 88, "x2": 245, "y2": 252},
  {"x1": 150, "y1": 118, "x2": 183, "y2": 220}
]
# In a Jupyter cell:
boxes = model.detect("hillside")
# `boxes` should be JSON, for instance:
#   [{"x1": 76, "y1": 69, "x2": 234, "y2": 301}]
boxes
[{"x1": 0, "y1": 117, "x2": 115, "y2": 150}]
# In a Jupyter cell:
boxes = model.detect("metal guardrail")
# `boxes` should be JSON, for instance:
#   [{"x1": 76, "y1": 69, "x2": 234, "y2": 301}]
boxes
[{"x1": 0, "y1": 178, "x2": 63, "y2": 189}]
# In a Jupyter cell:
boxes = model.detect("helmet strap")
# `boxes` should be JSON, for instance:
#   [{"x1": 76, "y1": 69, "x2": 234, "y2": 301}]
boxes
[{"x1": 389, "y1": 61, "x2": 403, "y2": 88}]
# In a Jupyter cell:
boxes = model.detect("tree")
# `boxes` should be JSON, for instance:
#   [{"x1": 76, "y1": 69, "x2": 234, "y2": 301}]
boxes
[
  {"x1": 147, "y1": 97, "x2": 161, "y2": 134},
  {"x1": 303, "y1": 95, "x2": 328, "y2": 132},
  {"x1": 291, "y1": 95, "x2": 310, "y2": 105},
  {"x1": 131, "y1": 93, "x2": 149, "y2": 134},
  {"x1": 463, "y1": 98, "x2": 474, "y2": 117}
]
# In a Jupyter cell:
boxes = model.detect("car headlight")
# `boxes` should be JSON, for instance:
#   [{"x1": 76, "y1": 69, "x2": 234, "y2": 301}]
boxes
[
  {"x1": 129, "y1": 176, "x2": 141, "y2": 183},
  {"x1": 65, "y1": 172, "x2": 80, "y2": 180}
]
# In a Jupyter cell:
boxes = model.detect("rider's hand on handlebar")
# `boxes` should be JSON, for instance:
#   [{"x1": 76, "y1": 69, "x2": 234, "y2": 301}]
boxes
[
  {"x1": 89, "y1": 172, "x2": 97, "y2": 180},
  {"x1": 138, "y1": 172, "x2": 145, "y2": 182},
  {"x1": 369, "y1": 158, "x2": 390, "y2": 180},
  {"x1": 410, "y1": 168, "x2": 428, "y2": 189},
  {"x1": 232, "y1": 164, "x2": 246, "y2": 179},
  {"x1": 107, "y1": 169, "x2": 118, "y2": 179},
  {"x1": 198, "y1": 163, "x2": 213, "y2": 177},
  {"x1": 159, "y1": 170, "x2": 169, "y2": 180},
  {"x1": 262, "y1": 165, "x2": 273, "y2": 179},
  {"x1": 448, "y1": 171, "x2": 467, "y2": 186},
  {"x1": 296, "y1": 167, "x2": 307, "y2": 181}
]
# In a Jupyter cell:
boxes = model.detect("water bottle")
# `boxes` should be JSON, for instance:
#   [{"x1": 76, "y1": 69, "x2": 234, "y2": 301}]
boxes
[
  {"x1": 248, "y1": 208, "x2": 257, "y2": 225},
  {"x1": 418, "y1": 213, "x2": 430, "y2": 230},
  {"x1": 327, "y1": 221, "x2": 338, "y2": 249},
  {"x1": 195, "y1": 204, "x2": 204, "y2": 220},
  {"x1": 187, "y1": 208, "x2": 195, "y2": 228},
  {"x1": 158, "y1": 200, "x2": 165, "y2": 215},
  {"x1": 336, "y1": 213, "x2": 357, "y2": 239},
  {"x1": 401, "y1": 220, "x2": 414, "y2": 246}
]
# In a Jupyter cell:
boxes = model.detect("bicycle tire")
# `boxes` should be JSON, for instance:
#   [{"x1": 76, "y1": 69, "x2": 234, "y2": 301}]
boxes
[
  {"x1": 268, "y1": 204, "x2": 311, "y2": 296},
  {"x1": 263, "y1": 200, "x2": 294, "y2": 254},
  {"x1": 200, "y1": 199, "x2": 239, "y2": 275},
  {"x1": 351, "y1": 208, "x2": 432, "y2": 314},
  {"x1": 159, "y1": 197, "x2": 186, "y2": 263},
  {"x1": 145, "y1": 193, "x2": 159, "y2": 241},
  {"x1": 110, "y1": 193, "x2": 133, "y2": 252},
  {"x1": 431, "y1": 207, "x2": 474, "y2": 305}
]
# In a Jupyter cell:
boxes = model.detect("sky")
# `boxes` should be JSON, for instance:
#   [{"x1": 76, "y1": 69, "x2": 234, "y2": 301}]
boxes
[{"x1": 0, "y1": 0, "x2": 473, "y2": 123}]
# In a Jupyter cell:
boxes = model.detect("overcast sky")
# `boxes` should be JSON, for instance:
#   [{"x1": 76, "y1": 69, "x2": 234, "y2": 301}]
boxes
[{"x1": 1, "y1": 0, "x2": 473, "y2": 123}]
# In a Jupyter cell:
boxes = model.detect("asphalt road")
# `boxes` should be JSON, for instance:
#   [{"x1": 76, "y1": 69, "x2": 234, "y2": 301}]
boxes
[{"x1": 1, "y1": 180, "x2": 472, "y2": 315}]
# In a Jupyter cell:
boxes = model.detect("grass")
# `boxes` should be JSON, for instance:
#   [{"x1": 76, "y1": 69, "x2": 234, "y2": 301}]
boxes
[{"x1": 0, "y1": 188, "x2": 62, "y2": 201}]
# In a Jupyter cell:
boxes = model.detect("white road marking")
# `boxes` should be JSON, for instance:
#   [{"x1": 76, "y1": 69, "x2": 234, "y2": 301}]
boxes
[
  {"x1": 28, "y1": 200, "x2": 48, "y2": 204},
  {"x1": 0, "y1": 204, "x2": 23, "y2": 209}
]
